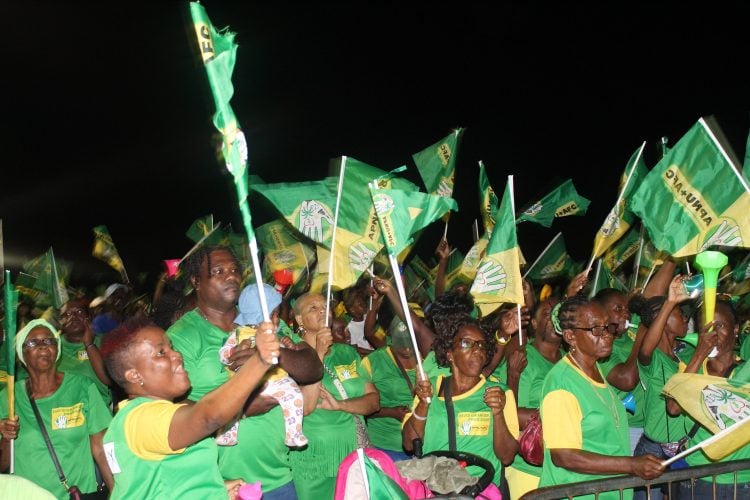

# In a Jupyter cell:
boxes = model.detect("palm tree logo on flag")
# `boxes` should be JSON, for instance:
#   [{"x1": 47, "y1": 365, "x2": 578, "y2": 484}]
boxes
[{"x1": 703, "y1": 384, "x2": 750, "y2": 429}]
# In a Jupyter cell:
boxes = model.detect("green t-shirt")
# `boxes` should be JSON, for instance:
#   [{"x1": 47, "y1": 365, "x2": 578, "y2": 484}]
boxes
[
  {"x1": 539, "y1": 359, "x2": 631, "y2": 500},
  {"x1": 0, "y1": 373, "x2": 112, "y2": 499},
  {"x1": 103, "y1": 398, "x2": 226, "y2": 499},
  {"x1": 422, "y1": 350, "x2": 451, "y2": 378},
  {"x1": 420, "y1": 374, "x2": 516, "y2": 486},
  {"x1": 362, "y1": 347, "x2": 416, "y2": 451},
  {"x1": 639, "y1": 348, "x2": 688, "y2": 443},
  {"x1": 57, "y1": 336, "x2": 112, "y2": 407},
  {"x1": 166, "y1": 310, "x2": 300, "y2": 492},
  {"x1": 291, "y1": 343, "x2": 371, "y2": 496},
  {"x1": 498, "y1": 344, "x2": 560, "y2": 477},
  {"x1": 597, "y1": 333, "x2": 646, "y2": 428}
]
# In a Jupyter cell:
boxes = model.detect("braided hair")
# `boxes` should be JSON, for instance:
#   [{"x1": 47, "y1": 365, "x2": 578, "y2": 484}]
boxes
[{"x1": 180, "y1": 245, "x2": 242, "y2": 288}]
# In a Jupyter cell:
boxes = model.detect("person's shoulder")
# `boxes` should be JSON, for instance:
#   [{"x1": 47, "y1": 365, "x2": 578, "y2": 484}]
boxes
[
  {"x1": 166, "y1": 309, "x2": 200, "y2": 336},
  {"x1": 331, "y1": 342, "x2": 360, "y2": 358}
]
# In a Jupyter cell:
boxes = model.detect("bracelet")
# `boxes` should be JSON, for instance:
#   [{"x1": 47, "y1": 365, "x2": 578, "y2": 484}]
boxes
[
  {"x1": 412, "y1": 412, "x2": 427, "y2": 421},
  {"x1": 495, "y1": 332, "x2": 510, "y2": 345},
  {"x1": 85, "y1": 343, "x2": 96, "y2": 349}
]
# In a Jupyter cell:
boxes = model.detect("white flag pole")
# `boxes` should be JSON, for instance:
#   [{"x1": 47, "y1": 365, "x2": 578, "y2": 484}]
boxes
[
  {"x1": 662, "y1": 415, "x2": 750, "y2": 467},
  {"x1": 507, "y1": 175, "x2": 525, "y2": 346},
  {"x1": 631, "y1": 225, "x2": 645, "y2": 290},
  {"x1": 700, "y1": 117, "x2": 750, "y2": 195},
  {"x1": 523, "y1": 232, "x2": 563, "y2": 280},
  {"x1": 586, "y1": 141, "x2": 647, "y2": 274},
  {"x1": 325, "y1": 156, "x2": 347, "y2": 327},
  {"x1": 369, "y1": 181, "x2": 429, "y2": 393}
]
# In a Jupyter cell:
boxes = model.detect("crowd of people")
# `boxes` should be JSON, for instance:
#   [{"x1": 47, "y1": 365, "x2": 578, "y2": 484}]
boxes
[{"x1": 1, "y1": 238, "x2": 750, "y2": 500}]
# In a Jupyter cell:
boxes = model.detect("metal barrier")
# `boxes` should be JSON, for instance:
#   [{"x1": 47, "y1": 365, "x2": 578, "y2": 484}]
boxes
[{"x1": 520, "y1": 459, "x2": 750, "y2": 499}]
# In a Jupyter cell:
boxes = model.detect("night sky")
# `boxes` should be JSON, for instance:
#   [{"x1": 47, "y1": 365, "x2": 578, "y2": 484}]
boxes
[{"x1": 3, "y1": 2, "x2": 749, "y2": 293}]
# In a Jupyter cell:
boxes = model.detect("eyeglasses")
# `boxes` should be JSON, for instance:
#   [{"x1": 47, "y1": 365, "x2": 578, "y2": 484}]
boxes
[
  {"x1": 60, "y1": 308, "x2": 86, "y2": 319},
  {"x1": 22, "y1": 337, "x2": 58, "y2": 350},
  {"x1": 454, "y1": 338, "x2": 488, "y2": 352},
  {"x1": 571, "y1": 324, "x2": 618, "y2": 337}
]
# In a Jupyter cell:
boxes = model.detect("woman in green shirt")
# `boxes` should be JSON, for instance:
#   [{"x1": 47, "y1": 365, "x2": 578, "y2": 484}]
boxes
[{"x1": 100, "y1": 317, "x2": 280, "y2": 499}]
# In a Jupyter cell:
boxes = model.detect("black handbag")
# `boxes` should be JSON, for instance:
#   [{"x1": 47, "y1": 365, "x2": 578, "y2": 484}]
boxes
[{"x1": 27, "y1": 385, "x2": 108, "y2": 500}]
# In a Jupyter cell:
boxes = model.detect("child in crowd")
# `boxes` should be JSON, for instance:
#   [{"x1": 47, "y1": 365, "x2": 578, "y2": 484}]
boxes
[{"x1": 216, "y1": 283, "x2": 307, "y2": 447}]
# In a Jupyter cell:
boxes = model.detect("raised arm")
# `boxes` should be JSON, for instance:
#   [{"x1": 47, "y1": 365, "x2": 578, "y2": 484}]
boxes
[
  {"x1": 373, "y1": 277, "x2": 434, "y2": 357},
  {"x1": 638, "y1": 275, "x2": 690, "y2": 366},
  {"x1": 167, "y1": 322, "x2": 279, "y2": 450},
  {"x1": 434, "y1": 239, "x2": 451, "y2": 298}
]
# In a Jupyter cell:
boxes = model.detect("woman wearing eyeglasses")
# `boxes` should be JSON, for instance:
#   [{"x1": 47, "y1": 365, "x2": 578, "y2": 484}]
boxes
[
  {"x1": 0, "y1": 319, "x2": 114, "y2": 498},
  {"x1": 403, "y1": 313, "x2": 519, "y2": 491},
  {"x1": 538, "y1": 295, "x2": 664, "y2": 499}
]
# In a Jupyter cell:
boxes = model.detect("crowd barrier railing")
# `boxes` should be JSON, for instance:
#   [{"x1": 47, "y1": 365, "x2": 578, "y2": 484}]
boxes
[{"x1": 520, "y1": 459, "x2": 750, "y2": 499}]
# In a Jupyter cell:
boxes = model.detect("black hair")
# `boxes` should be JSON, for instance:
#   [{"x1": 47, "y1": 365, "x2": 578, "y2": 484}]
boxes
[
  {"x1": 557, "y1": 294, "x2": 598, "y2": 331},
  {"x1": 179, "y1": 245, "x2": 241, "y2": 287},
  {"x1": 593, "y1": 288, "x2": 626, "y2": 306},
  {"x1": 627, "y1": 295, "x2": 666, "y2": 328},
  {"x1": 424, "y1": 291, "x2": 474, "y2": 332}
]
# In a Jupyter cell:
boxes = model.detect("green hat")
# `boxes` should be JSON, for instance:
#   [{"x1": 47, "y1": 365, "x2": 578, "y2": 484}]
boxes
[{"x1": 16, "y1": 319, "x2": 61, "y2": 366}]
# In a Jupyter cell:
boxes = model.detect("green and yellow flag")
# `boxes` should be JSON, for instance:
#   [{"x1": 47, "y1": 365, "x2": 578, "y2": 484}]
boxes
[
  {"x1": 251, "y1": 177, "x2": 338, "y2": 247},
  {"x1": 459, "y1": 232, "x2": 490, "y2": 284},
  {"x1": 524, "y1": 232, "x2": 573, "y2": 283},
  {"x1": 591, "y1": 143, "x2": 648, "y2": 261},
  {"x1": 630, "y1": 118, "x2": 750, "y2": 257},
  {"x1": 412, "y1": 128, "x2": 464, "y2": 198},
  {"x1": 478, "y1": 161, "x2": 499, "y2": 234},
  {"x1": 471, "y1": 177, "x2": 524, "y2": 314},
  {"x1": 92, "y1": 225, "x2": 128, "y2": 283},
  {"x1": 256, "y1": 220, "x2": 314, "y2": 287},
  {"x1": 185, "y1": 214, "x2": 215, "y2": 243},
  {"x1": 664, "y1": 372, "x2": 750, "y2": 460},
  {"x1": 22, "y1": 248, "x2": 69, "y2": 308},
  {"x1": 190, "y1": 2, "x2": 258, "y2": 253},
  {"x1": 516, "y1": 179, "x2": 590, "y2": 227},
  {"x1": 330, "y1": 157, "x2": 417, "y2": 290},
  {"x1": 369, "y1": 186, "x2": 457, "y2": 257},
  {"x1": 602, "y1": 225, "x2": 641, "y2": 272}
]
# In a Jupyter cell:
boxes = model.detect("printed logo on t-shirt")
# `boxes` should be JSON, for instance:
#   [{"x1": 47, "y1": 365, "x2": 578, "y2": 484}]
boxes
[
  {"x1": 51, "y1": 403, "x2": 85, "y2": 430},
  {"x1": 77, "y1": 350, "x2": 90, "y2": 361},
  {"x1": 335, "y1": 361, "x2": 359, "y2": 381},
  {"x1": 456, "y1": 412, "x2": 491, "y2": 436}
]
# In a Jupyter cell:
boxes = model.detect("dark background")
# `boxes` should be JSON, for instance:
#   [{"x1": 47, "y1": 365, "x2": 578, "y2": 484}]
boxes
[{"x1": 2, "y1": 1, "x2": 749, "y2": 295}]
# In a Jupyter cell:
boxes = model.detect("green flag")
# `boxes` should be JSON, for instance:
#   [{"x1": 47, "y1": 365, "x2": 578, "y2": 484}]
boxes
[
  {"x1": 92, "y1": 225, "x2": 127, "y2": 282},
  {"x1": 190, "y1": 2, "x2": 255, "y2": 244},
  {"x1": 370, "y1": 186, "x2": 457, "y2": 257},
  {"x1": 330, "y1": 157, "x2": 417, "y2": 290},
  {"x1": 630, "y1": 118, "x2": 750, "y2": 257},
  {"x1": 256, "y1": 219, "x2": 314, "y2": 286},
  {"x1": 459, "y1": 232, "x2": 490, "y2": 283},
  {"x1": 251, "y1": 177, "x2": 337, "y2": 247},
  {"x1": 591, "y1": 143, "x2": 648, "y2": 261},
  {"x1": 478, "y1": 161, "x2": 499, "y2": 234},
  {"x1": 185, "y1": 214, "x2": 215, "y2": 243},
  {"x1": 4, "y1": 271, "x2": 18, "y2": 378},
  {"x1": 731, "y1": 252, "x2": 750, "y2": 283},
  {"x1": 524, "y1": 232, "x2": 573, "y2": 282},
  {"x1": 589, "y1": 259, "x2": 628, "y2": 297},
  {"x1": 602, "y1": 225, "x2": 641, "y2": 272},
  {"x1": 516, "y1": 179, "x2": 591, "y2": 227},
  {"x1": 412, "y1": 128, "x2": 464, "y2": 198},
  {"x1": 471, "y1": 177, "x2": 524, "y2": 314},
  {"x1": 22, "y1": 248, "x2": 69, "y2": 308}
]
